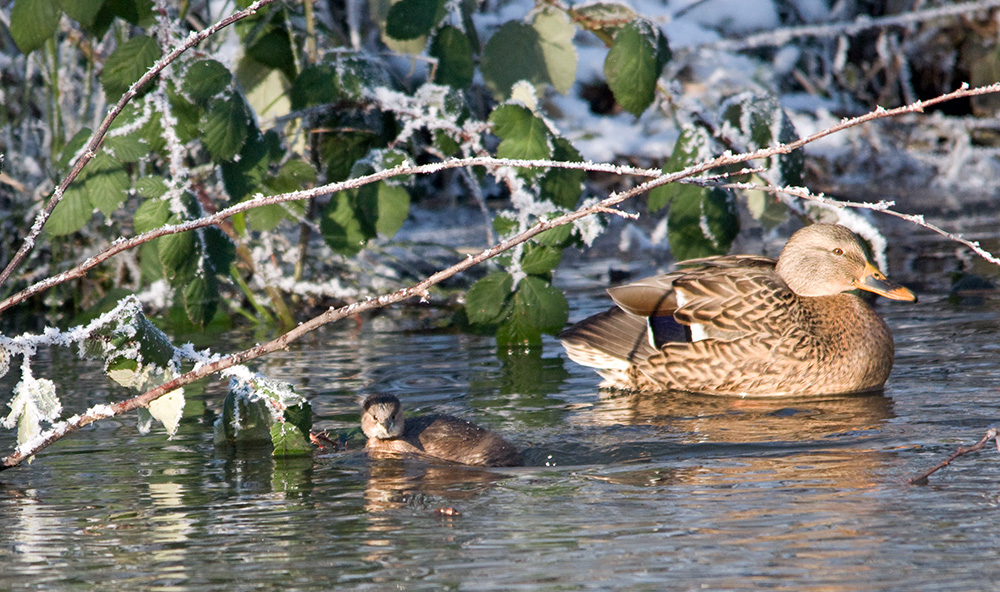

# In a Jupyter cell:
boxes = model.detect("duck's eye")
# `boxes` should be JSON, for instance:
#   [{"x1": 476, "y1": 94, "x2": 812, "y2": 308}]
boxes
[{"x1": 832, "y1": 247, "x2": 844, "y2": 256}]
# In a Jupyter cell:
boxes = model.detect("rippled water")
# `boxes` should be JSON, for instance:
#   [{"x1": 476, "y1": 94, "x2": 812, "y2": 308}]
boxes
[{"x1": 2, "y1": 273, "x2": 1000, "y2": 590}]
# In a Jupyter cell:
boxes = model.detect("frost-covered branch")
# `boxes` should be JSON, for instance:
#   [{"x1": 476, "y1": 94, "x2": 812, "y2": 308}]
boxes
[
  {"x1": 0, "y1": 0, "x2": 279, "y2": 291},
  {"x1": 0, "y1": 157, "x2": 661, "y2": 314},
  {"x1": 716, "y1": 181, "x2": 1000, "y2": 267},
  {"x1": 710, "y1": 0, "x2": 1000, "y2": 52},
  {"x1": 5, "y1": 82, "x2": 1000, "y2": 314},
  {"x1": 5, "y1": 82, "x2": 1000, "y2": 469}
]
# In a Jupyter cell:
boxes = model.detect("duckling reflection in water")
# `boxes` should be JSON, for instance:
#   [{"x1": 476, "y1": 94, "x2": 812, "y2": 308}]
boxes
[{"x1": 361, "y1": 394, "x2": 523, "y2": 467}]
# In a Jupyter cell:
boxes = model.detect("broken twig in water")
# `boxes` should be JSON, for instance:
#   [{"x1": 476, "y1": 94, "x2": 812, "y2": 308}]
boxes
[{"x1": 908, "y1": 428, "x2": 999, "y2": 485}]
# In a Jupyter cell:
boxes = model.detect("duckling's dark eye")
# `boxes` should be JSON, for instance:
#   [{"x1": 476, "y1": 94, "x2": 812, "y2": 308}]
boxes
[{"x1": 832, "y1": 247, "x2": 844, "y2": 256}]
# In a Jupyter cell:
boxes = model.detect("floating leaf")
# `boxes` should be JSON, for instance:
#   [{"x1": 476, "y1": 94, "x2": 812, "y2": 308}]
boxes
[
  {"x1": 10, "y1": 0, "x2": 61, "y2": 55},
  {"x1": 604, "y1": 19, "x2": 671, "y2": 116},
  {"x1": 430, "y1": 26, "x2": 474, "y2": 88},
  {"x1": 101, "y1": 35, "x2": 162, "y2": 101},
  {"x1": 465, "y1": 272, "x2": 514, "y2": 325}
]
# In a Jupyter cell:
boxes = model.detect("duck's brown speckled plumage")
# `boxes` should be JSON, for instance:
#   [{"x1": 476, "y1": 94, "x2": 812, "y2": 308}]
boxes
[
  {"x1": 559, "y1": 224, "x2": 917, "y2": 397},
  {"x1": 361, "y1": 394, "x2": 522, "y2": 467}
]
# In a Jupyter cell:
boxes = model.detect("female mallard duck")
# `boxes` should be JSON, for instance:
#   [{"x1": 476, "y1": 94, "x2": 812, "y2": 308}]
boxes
[
  {"x1": 559, "y1": 224, "x2": 916, "y2": 396},
  {"x1": 361, "y1": 394, "x2": 523, "y2": 467}
]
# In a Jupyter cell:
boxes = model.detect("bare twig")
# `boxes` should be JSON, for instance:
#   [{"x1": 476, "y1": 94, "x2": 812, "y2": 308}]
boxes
[
  {"x1": 0, "y1": 0, "x2": 279, "y2": 291},
  {"x1": 715, "y1": 182, "x2": 1000, "y2": 266},
  {"x1": 709, "y1": 0, "x2": 1000, "y2": 52},
  {"x1": 908, "y1": 428, "x2": 999, "y2": 485}
]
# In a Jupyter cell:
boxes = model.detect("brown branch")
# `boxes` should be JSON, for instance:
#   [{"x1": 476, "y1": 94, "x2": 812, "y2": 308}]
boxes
[
  {"x1": 908, "y1": 428, "x2": 999, "y2": 485},
  {"x1": 0, "y1": 0, "x2": 279, "y2": 291},
  {"x1": 4, "y1": 83, "x2": 1000, "y2": 469}
]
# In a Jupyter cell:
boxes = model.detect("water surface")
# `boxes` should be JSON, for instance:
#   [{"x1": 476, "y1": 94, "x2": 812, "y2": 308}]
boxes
[{"x1": 1, "y1": 271, "x2": 999, "y2": 591}]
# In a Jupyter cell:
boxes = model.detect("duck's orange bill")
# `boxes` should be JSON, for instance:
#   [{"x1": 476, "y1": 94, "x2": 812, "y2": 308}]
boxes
[{"x1": 853, "y1": 261, "x2": 918, "y2": 302}]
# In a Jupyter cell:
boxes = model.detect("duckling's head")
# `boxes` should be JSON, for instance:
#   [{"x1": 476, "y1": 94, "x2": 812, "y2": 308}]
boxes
[
  {"x1": 361, "y1": 393, "x2": 405, "y2": 440},
  {"x1": 775, "y1": 224, "x2": 916, "y2": 302}
]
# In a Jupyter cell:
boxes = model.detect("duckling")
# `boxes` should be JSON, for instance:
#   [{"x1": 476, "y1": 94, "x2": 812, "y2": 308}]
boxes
[{"x1": 361, "y1": 394, "x2": 523, "y2": 467}]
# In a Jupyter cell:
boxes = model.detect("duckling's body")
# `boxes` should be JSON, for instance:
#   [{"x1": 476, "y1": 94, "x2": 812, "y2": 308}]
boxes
[
  {"x1": 559, "y1": 224, "x2": 917, "y2": 397},
  {"x1": 361, "y1": 394, "x2": 522, "y2": 467}
]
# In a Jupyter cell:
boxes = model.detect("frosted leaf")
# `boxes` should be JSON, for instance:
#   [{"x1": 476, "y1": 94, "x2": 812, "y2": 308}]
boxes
[
  {"x1": 147, "y1": 388, "x2": 185, "y2": 437},
  {"x1": 4, "y1": 373, "x2": 61, "y2": 448}
]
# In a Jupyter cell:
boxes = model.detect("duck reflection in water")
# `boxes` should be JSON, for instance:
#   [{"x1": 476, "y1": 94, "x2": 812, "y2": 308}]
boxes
[{"x1": 361, "y1": 393, "x2": 523, "y2": 467}]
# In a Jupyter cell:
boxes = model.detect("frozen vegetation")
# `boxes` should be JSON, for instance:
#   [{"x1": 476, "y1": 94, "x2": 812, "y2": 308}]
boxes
[{"x1": 0, "y1": 0, "x2": 998, "y2": 466}]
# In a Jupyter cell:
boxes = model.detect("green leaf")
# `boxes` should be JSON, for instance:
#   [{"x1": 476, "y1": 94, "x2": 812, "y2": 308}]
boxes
[
  {"x1": 481, "y1": 22, "x2": 547, "y2": 99},
  {"x1": 46, "y1": 186, "x2": 93, "y2": 236},
  {"x1": 203, "y1": 226, "x2": 236, "y2": 275},
  {"x1": 157, "y1": 221, "x2": 197, "y2": 278},
  {"x1": 666, "y1": 187, "x2": 740, "y2": 260},
  {"x1": 289, "y1": 64, "x2": 338, "y2": 109},
  {"x1": 183, "y1": 273, "x2": 218, "y2": 328},
  {"x1": 270, "y1": 421, "x2": 313, "y2": 457},
  {"x1": 720, "y1": 94, "x2": 803, "y2": 186},
  {"x1": 246, "y1": 27, "x2": 296, "y2": 81},
  {"x1": 134, "y1": 197, "x2": 170, "y2": 232},
  {"x1": 604, "y1": 19, "x2": 671, "y2": 116},
  {"x1": 465, "y1": 272, "x2": 514, "y2": 325},
  {"x1": 57, "y1": 128, "x2": 92, "y2": 173},
  {"x1": 101, "y1": 35, "x2": 162, "y2": 101},
  {"x1": 319, "y1": 129, "x2": 380, "y2": 182},
  {"x1": 516, "y1": 275, "x2": 568, "y2": 334},
  {"x1": 490, "y1": 104, "x2": 552, "y2": 161},
  {"x1": 60, "y1": 0, "x2": 104, "y2": 28},
  {"x1": 374, "y1": 183, "x2": 410, "y2": 237},
  {"x1": 221, "y1": 130, "x2": 272, "y2": 201},
  {"x1": 84, "y1": 153, "x2": 129, "y2": 216},
  {"x1": 648, "y1": 126, "x2": 713, "y2": 213},
  {"x1": 520, "y1": 245, "x2": 562, "y2": 276},
  {"x1": 135, "y1": 176, "x2": 168, "y2": 200},
  {"x1": 216, "y1": 390, "x2": 273, "y2": 447},
  {"x1": 541, "y1": 137, "x2": 585, "y2": 209},
  {"x1": 385, "y1": 0, "x2": 443, "y2": 41},
  {"x1": 183, "y1": 59, "x2": 232, "y2": 105},
  {"x1": 271, "y1": 401, "x2": 313, "y2": 457},
  {"x1": 430, "y1": 26, "x2": 474, "y2": 88},
  {"x1": 10, "y1": 0, "x2": 61, "y2": 55},
  {"x1": 104, "y1": 133, "x2": 148, "y2": 162},
  {"x1": 532, "y1": 9, "x2": 577, "y2": 95},
  {"x1": 202, "y1": 96, "x2": 251, "y2": 161},
  {"x1": 320, "y1": 192, "x2": 368, "y2": 255}
]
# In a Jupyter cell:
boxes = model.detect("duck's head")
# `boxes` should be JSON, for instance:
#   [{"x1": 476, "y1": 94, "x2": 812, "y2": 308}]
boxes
[
  {"x1": 775, "y1": 224, "x2": 917, "y2": 302},
  {"x1": 361, "y1": 393, "x2": 405, "y2": 439}
]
